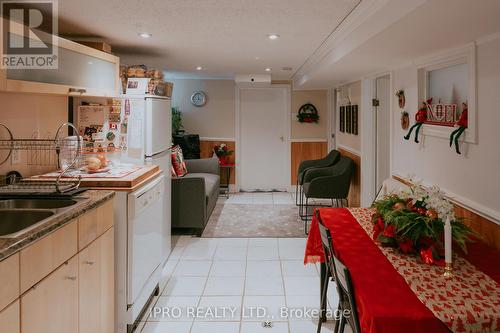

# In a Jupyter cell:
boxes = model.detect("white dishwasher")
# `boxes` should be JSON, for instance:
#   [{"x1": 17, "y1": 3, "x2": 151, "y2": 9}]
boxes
[{"x1": 126, "y1": 175, "x2": 164, "y2": 331}]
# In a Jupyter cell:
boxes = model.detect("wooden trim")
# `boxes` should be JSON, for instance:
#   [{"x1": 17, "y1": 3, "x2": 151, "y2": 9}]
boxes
[
  {"x1": 290, "y1": 138, "x2": 328, "y2": 142},
  {"x1": 392, "y1": 175, "x2": 500, "y2": 251},
  {"x1": 199, "y1": 137, "x2": 235, "y2": 141},
  {"x1": 290, "y1": 141, "x2": 328, "y2": 185},
  {"x1": 338, "y1": 148, "x2": 361, "y2": 207},
  {"x1": 336, "y1": 144, "x2": 361, "y2": 156}
]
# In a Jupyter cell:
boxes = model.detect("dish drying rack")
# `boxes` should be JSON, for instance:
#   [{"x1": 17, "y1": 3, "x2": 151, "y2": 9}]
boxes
[{"x1": 0, "y1": 122, "x2": 82, "y2": 194}]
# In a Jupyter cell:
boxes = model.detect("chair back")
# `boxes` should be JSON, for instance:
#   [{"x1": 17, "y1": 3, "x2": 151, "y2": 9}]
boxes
[
  {"x1": 316, "y1": 210, "x2": 337, "y2": 279},
  {"x1": 325, "y1": 149, "x2": 341, "y2": 166},
  {"x1": 330, "y1": 156, "x2": 355, "y2": 199},
  {"x1": 333, "y1": 254, "x2": 362, "y2": 333}
]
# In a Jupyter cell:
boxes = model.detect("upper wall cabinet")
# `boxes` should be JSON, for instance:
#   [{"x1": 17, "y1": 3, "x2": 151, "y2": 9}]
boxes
[{"x1": 0, "y1": 18, "x2": 120, "y2": 97}]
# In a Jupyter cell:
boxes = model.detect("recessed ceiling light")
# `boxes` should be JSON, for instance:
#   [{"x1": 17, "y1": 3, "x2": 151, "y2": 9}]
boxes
[
  {"x1": 267, "y1": 33, "x2": 280, "y2": 40},
  {"x1": 139, "y1": 32, "x2": 152, "y2": 38},
  {"x1": 265, "y1": 67, "x2": 272, "y2": 72},
  {"x1": 196, "y1": 66, "x2": 203, "y2": 71}
]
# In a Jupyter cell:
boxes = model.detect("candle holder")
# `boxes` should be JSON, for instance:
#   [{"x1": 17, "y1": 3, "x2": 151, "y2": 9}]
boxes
[{"x1": 443, "y1": 262, "x2": 454, "y2": 278}]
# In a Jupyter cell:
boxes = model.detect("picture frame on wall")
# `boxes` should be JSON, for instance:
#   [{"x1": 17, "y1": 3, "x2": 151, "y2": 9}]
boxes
[
  {"x1": 346, "y1": 105, "x2": 352, "y2": 134},
  {"x1": 340, "y1": 106, "x2": 345, "y2": 132},
  {"x1": 352, "y1": 105, "x2": 358, "y2": 135}
]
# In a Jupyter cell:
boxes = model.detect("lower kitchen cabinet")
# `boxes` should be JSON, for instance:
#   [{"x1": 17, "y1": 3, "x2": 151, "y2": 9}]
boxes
[
  {"x1": 79, "y1": 227, "x2": 115, "y2": 333},
  {"x1": 0, "y1": 300, "x2": 20, "y2": 333},
  {"x1": 99, "y1": 228, "x2": 115, "y2": 333},
  {"x1": 21, "y1": 256, "x2": 79, "y2": 333},
  {"x1": 0, "y1": 197, "x2": 115, "y2": 333}
]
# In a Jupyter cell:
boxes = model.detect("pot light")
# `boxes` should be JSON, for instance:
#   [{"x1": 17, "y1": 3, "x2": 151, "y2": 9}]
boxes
[
  {"x1": 196, "y1": 66, "x2": 203, "y2": 71},
  {"x1": 267, "y1": 33, "x2": 280, "y2": 40},
  {"x1": 265, "y1": 67, "x2": 272, "y2": 72},
  {"x1": 139, "y1": 32, "x2": 152, "y2": 38}
]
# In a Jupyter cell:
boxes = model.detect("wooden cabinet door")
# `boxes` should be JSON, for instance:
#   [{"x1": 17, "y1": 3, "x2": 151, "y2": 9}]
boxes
[
  {"x1": 21, "y1": 257, "x2": 78, "y2": 333},
  {"x1": 100, "y1": 228, "x2": 115, "y2": 333},
  {"x1": 79, "y1": 238, "x2": 101, "y2": 333},
  {"x1": 79, "y1": 227, "x2": 115, "y2": 333},
  {"x1": 0, "y1": 300, "x2": 20, "y2": 333}
]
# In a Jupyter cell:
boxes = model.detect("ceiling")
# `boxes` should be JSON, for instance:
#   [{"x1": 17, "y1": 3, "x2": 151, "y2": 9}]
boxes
[
  {"x1": 56, "y1": 0, "x2": 360, "y2": 80},
  {"x1": 294, "y1": 0, "x2": 500, "y2": 89}
]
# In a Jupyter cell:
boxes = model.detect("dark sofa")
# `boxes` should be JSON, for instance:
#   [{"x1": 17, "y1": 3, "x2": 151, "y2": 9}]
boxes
[{"x1": 171, "y1": 157, "x2": 220, "y2": 236}]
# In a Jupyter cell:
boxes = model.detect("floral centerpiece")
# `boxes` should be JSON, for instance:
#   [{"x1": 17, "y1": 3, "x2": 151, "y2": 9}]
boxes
[
  {"x1": 213, "y1": 143, "x2": 233, "y2": 164},
  {"x1": 371, "y1": 183, "x2": 476, "y2": 265}
]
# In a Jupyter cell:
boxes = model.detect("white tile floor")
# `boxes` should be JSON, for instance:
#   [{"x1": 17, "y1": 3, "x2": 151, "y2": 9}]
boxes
[{"x1": 139, "y1": 236, "x2": 346, "y2": 333}]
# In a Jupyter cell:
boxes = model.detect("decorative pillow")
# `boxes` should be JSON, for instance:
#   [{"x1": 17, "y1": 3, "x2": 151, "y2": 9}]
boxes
[{"x1": 171, "y1": 145, "x2": 187, "y2": 177}]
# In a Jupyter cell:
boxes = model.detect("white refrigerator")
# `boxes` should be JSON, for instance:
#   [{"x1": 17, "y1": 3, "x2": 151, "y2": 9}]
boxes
[{"x1": 121, "y1": 95, "x2": 172, "y2": 265}]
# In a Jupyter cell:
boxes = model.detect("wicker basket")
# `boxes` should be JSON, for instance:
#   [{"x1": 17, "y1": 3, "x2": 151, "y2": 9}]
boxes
[{"x1": 147, "y1": 80, "x2": 173, "y2": 97}]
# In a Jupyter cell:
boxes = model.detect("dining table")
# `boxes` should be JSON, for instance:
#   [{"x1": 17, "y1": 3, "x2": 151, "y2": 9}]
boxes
[{"x1": 304, "y1": 207, "x2": 500, "y2": 333}]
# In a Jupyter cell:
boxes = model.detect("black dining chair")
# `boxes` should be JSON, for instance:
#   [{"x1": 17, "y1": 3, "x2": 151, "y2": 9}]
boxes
[
  {"x1": 317, "y1": 211, "x2": 362, "y2": 333},
  {"x1": 300, "y1": 156, "x2": 355, "y2": 234},
  {"x1": 295, "y1": 150, "x2": 341, "y2": 206}
]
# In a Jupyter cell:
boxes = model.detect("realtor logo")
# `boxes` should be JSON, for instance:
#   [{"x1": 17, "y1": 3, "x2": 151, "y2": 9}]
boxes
[{"x1": 1, "y1": 0, "x2": 58, "y2": 69}]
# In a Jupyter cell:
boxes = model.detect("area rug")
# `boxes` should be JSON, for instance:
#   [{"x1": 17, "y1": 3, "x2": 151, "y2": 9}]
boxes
[{"x1": 202, "y1": 202, "x2": 306, "y2": 238}]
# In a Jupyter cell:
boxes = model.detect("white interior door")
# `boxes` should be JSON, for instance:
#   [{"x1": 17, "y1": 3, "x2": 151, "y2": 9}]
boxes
[
  {"x1": 375, "y1": 75, "x2": 391, "y2": 193},
  {"x1": 239, "y1": 87, "x2": 289, "y2": 191}
]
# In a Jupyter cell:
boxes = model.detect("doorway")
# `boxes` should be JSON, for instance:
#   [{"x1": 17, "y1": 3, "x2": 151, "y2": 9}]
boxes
[
  {"x1": 375, "y1": 75, "x2": 391, "y2": 194},
  {"x1": 237, "y1": 86, "x2": 290, "y2": 192}
]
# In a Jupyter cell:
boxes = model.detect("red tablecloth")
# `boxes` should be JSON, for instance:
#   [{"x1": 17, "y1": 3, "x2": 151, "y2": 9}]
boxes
[{"x1": 304, "y1": 208, "x2": 500, "y2": 333}]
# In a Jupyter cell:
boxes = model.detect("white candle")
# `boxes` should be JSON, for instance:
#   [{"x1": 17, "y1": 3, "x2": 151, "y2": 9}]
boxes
[{"x1": 444, "y1": 217, "x2": 452, "y2": 264}]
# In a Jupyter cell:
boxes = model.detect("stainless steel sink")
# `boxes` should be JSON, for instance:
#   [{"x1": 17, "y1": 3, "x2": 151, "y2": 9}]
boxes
[
  {"x1": 0, "y1": 199, "x2": 77, "y2": 209},
  {"x1": 0, "y1": 210, "x2": 55, "y2": 237},
  {"x1": 0, "y1": 196, "x2": 89, "y2": 238}
]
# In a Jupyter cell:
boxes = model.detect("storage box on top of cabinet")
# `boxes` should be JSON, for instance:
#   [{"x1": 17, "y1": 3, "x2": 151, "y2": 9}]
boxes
[{"x1": 0, "y1": 18, "x2": 120, "y2": 97}]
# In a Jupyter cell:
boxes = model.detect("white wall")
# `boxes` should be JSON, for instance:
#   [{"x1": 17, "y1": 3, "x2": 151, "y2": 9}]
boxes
[
  {"x1": 170, "y1": 79, "x2": 236, "y2": 139},
  {"x1": 0, "y1": 92, "x2": 68, "y2": 177},
  {"x1": 291, "y1": 89, "x2": 328, "y2": 140},
  {"x1": 336, "y1": 80, "x2": 361, "y2": 153},
  {"x1": 392, "y1": 38, "x2": 500, "y2": 220}
]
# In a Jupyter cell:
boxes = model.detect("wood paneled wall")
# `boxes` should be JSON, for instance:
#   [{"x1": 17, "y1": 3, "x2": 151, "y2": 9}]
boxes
[
  {"x1": 338, "y1": 148, "x2": 361, "y2": 207},
  {"x1": 200, "y1": 140, "x2": 236, "y2": 184},
  {"x1": 290, "y1": 141, "x2": 328, "y2": 185},
  {"x1": 393, "y1": 175, "x2": 500, "y2": 251}
]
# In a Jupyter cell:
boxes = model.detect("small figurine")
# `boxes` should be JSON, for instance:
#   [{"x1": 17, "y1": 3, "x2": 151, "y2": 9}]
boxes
[
  {"x1": 449, "y1": 102, "x2": 468, "y2": 154},
  {"x1": 404, "y1": 98, "x2": 432, "y2": 143}
]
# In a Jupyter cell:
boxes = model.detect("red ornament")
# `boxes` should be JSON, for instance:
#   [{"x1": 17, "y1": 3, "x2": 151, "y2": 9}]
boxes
[
  {"x1": 426, "y1": 209, "x2": 438, "y2": 220},
  {"x1": 399, "y1": 239, "x2": 414, "y2": 254},
  {"x1": 416, "y1": 207, "x2": 426, "y2": 215},
  {"x1": 382, "y1": 225, "x2": 396, "y2": 238}
]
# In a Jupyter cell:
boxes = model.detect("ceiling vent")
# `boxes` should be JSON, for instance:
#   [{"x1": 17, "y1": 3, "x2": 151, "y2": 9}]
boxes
[
  {"x1": 235, "y1": 74, "x2": 271, "y2": 87},
  {"x1": 281, "y1": 67, "x2": 293, "y2": 71}
]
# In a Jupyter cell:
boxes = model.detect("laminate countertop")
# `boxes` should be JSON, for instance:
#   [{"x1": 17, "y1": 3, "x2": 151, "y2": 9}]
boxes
[{"x1": 0, "y1": 190, "x2": 115, "y2": 261}]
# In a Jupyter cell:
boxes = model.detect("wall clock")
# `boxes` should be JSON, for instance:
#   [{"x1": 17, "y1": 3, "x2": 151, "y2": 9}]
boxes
[{"x1": 190, "y1": 91, "x2": 207, "y2": 107}]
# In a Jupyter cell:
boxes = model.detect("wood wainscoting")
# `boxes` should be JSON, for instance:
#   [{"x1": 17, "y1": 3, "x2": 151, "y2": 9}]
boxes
[
  {"x1": 200, "y1": 140, "x2": 236, "y2": 185},
  {"x1": 290, "y1": 141, "x2": 328, "y2": 185},
  {"x1": 393, "y1": 175, "x2": 500, "y2": 252},
  {"x1": 338, "y1": 148, "x2": 361, "y2": 207}
]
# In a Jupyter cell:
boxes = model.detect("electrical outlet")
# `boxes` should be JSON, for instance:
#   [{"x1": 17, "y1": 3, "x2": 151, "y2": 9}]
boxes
[{"x1": 11, "y1": 149, "x2": 21, "y2": 164}]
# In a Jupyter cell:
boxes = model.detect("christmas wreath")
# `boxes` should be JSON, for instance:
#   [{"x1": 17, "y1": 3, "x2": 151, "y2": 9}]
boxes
[
  {"x1": 297, "y1": 103, "x2": 319, "y2": 123},
  {"x1": 371, "y1": 183, "x2": 476, "y2": 265}
]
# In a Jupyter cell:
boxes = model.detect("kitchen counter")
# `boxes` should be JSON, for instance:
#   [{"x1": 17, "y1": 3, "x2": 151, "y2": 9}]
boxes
[{"x1": 0, "y1": 190, "x2": 115, "y2": 261}]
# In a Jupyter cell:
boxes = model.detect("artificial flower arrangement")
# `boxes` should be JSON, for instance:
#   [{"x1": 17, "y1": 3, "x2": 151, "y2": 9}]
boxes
[
  {"x1": 213, "y1": 143, "x2": 234, "y2": 164},
  {"x1": 371, "y1": 183, "x2": 476, "y2": 265}
]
